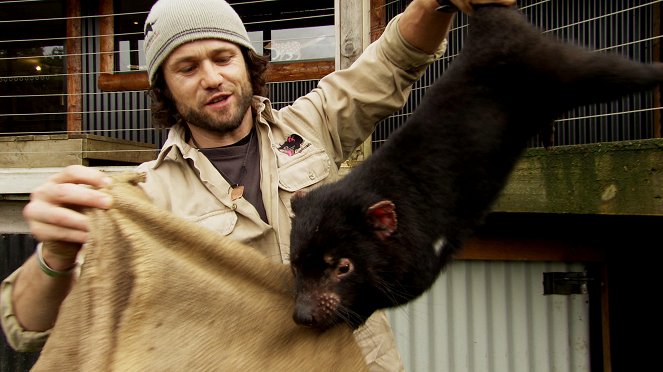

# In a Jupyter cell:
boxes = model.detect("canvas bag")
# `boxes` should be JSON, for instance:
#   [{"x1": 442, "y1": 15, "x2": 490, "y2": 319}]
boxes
[{"x1": 31, "y1": 172, "x2": 367, "y2": 372}]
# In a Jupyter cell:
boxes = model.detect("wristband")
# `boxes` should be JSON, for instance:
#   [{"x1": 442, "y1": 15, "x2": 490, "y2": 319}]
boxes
[
  {"x1": 436, "y1": 0, "x2": 459, "y2": 13},
  {"x1": 36, "y1": 244, "x2": 77, "y2": 278}
]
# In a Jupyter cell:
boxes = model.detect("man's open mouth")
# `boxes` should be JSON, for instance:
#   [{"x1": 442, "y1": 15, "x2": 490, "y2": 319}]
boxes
[{"x1": 207, "y1": 94, "x2": 230, "y2": 105}]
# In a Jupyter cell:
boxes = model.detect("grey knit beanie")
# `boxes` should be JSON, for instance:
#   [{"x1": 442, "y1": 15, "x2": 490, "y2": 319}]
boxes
[{"x1": 144, "y1": 0, "x2": 255, "y2": 85}]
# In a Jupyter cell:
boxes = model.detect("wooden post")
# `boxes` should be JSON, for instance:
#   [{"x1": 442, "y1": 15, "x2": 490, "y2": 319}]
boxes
[
  {"x1": 99, "y1": 0, "x2": 114, "y2": 74},
  {"x1": 370, "y1": 0, "x2": 386, "y2": 43},
  {"x1": 66, "y1": 0, "x2": 82, "y2": 133},
  {"x1": 337, "y1": 0, "x2": 372, "y2": 170},
  {"x1": 653, "y1": 3, "x2": 661, "y2": 138},
  {"x1": 600, "y1": 263, "x2": 612, "y2": 372},
  {"x1": 336, "y1": 0, "x2": 364, "y2": 71}
]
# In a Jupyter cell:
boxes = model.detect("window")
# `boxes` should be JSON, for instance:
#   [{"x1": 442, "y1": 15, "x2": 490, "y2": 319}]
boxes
[
  {"x1": 269, "y1": 26, "x2": 335, "y2": 63},
  {"x1": 0, "y1": 0, "x2": 66, "y2": 135},
  {"x1": 236, "y1": 0, "x2": 335, "y2": 65},
  {"x1": 112, "y1": 0, "x2": 335, "y2": 72},
  {"x1": 113, "y1": 0, "x2": 150, "y2": 72}
]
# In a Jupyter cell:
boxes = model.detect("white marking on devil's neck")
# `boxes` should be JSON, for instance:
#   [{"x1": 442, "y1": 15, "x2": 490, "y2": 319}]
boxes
[{"x1": 432, "y1": 236, "x2": 447, "y2": 256}]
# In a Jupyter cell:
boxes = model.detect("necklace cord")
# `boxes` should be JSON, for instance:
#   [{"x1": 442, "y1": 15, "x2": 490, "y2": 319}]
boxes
[{"x1": 191, "y1": 128, "x2": 255, "y2": 188}]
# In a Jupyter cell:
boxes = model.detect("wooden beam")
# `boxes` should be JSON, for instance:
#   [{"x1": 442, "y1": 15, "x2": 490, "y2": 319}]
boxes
[
  {"x1": 0, "y1": 166, "x2": 138, "y2": 234},
  {"x1": 0, "y1": 134, "x2": 157, "y2": 167},
  {"x1": 265, "y1": 61, "x2": 335, "y2": 82},
  {"x1": 97, "y1": 62, "x2": 335, "y2": 92},
  {"x1": 66, "y1": 0, "x2": 82, "y2": 133},
  {"x1": 493, "y1": 139, "x2": 663, "y2": 216},
  {"x1": 98, "y1": 72, "x2": 150, "y2": 91},
  {"x1": 0, "y1": 166, "x2": 138, "y2": 194},
  {"x1": 458, "y1": 236, "x2": 605, "y2": 262}
]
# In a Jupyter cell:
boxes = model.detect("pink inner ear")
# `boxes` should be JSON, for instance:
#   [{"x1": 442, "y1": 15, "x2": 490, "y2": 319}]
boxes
[
  {"x1": 366, "y1": 200, "x2": 397, "y2": 239},
  {"x1": 293, "y1": 190, "x2": 308, "y2": 200}
]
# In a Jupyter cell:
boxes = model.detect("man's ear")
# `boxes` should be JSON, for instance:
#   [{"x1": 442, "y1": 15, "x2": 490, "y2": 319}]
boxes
[{"x1": 366, "y1": 200, "x2": 397, "y2": 240}]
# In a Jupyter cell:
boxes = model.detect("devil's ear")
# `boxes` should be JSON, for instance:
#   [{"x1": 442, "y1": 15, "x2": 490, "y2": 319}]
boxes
[
  {"x1": 292, "y1": 190, "x2": 308, "y2": 200},
  {"x1": 366, "y1": 200, "x2": 397, "y2": 240},
  {"x1": 290, "y1": 190, "x2": 308, "y2": 214}
]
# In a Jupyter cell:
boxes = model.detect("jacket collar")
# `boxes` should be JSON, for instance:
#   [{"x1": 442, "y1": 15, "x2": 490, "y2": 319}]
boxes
[{"x1": 152, "y1": 95, "x2": 274, "y2": 169}]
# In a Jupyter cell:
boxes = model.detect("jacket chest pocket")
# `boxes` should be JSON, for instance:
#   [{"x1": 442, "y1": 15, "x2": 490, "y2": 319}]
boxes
[
  {"x1": 184, "y1": 209, "x2": 237, "y2": 236},
  {"x1": 278, "y1": 148, "x2": 331, "y2": 192}
]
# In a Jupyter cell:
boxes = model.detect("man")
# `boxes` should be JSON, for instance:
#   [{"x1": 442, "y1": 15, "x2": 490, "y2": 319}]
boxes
[{"x1": 1, "y1": 0, "x2": 515, "y2": 370}]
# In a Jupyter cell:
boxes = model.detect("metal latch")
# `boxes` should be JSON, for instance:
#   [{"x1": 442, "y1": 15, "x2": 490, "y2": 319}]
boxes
[{"x1": 543, "y1": 272, "x2": 593, "y2": 295}]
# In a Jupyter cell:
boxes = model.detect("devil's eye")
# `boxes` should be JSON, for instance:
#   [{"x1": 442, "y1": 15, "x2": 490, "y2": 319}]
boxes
[{"x1": 335, "y1": 258, "x2": 353, "y2": 277}]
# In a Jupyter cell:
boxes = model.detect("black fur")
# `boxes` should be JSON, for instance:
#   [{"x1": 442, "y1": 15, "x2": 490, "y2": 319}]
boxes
[{"x1": 289, "y1": 5, "x2": 663, "y2": 330}]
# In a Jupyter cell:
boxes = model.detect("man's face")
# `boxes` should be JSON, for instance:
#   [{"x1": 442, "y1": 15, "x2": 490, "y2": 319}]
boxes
[{"x1": 163, "y1": 39, "x2": 253, "y2": 135}]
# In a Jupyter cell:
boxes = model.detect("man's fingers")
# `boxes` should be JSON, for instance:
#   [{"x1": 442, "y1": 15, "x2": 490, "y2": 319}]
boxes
[
  {"x1": 24, "y1": 199, "x2": 90, "y2": 232},
  {"x1": 48, "y1": 165, "x2": 113, "y2": 189},
  {"x1": 26, "y1": 219, "x2": 89, "y2": 245},
  {"x1": 31, "y1": 182, "x2": 113, "y2": 210}
]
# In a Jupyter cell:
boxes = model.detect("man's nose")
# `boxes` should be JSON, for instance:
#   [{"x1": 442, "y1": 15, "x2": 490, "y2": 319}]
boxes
[{"x1": 200, "y1": 62, "x2": 223, "y2": 89}]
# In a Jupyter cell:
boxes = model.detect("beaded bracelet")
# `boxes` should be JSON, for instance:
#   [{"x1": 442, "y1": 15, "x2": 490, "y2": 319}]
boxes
[{"x1": 36, "y1": 244, "x2": 77, "y2": 278}]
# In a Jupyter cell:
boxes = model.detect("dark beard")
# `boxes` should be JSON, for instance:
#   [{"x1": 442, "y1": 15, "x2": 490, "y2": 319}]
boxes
[{"x1": 181, "y1": 85, "x2": 254, "y2": 136}]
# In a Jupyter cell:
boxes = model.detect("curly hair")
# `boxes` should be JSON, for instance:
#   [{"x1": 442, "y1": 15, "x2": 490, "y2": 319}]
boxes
[{"x1": 148, "y1": 47, "x2": 269, "y2": 128}]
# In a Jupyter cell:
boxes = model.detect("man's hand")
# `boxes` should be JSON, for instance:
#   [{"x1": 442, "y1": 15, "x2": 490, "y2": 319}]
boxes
[{"x1": 23, "y1": 165, "x2": 113, "y2": 261}]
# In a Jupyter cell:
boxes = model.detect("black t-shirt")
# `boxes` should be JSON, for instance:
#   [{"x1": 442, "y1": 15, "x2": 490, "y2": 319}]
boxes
[{"x1": 199, "y1": 128, "x2": 268, "y2": 223}]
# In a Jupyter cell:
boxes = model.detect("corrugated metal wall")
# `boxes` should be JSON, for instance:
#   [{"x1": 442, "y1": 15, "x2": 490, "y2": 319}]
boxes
[
  {"x1": 0, "y1": 234, "x2": 40, "y2": 372},
  {"x1": 387, "y1": 261, "x2": 590, "y2": 372}
]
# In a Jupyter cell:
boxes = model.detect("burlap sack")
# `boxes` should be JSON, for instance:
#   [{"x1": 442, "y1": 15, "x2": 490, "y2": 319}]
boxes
[{"x1": 32, "y1": 172, "x2": 367, "y2": 372}]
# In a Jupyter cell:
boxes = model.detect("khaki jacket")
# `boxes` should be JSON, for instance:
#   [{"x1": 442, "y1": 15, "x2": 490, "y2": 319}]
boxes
[{"x1": 2, "y1": 14, "x2": 447, "y2": 371}]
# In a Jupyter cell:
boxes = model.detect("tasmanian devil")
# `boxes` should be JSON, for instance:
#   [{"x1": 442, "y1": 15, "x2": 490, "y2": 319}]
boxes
[{"x1": 288, "y1": 4, "x2": 663, "y2": 330}]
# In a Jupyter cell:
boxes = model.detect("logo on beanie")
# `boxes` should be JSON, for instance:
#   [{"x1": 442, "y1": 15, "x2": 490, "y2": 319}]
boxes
[{"x1": 145, "y1": 21, "x2": 156, "y2": 39}]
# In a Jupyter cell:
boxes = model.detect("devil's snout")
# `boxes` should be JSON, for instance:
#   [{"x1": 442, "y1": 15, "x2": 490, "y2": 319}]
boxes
[{"x1": 293, "y1": 304, "x2": 316, "y2": 327}]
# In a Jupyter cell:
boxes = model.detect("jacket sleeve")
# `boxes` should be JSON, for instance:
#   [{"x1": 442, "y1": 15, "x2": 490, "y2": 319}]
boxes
[
  {"x1": 354, "y1": 310, "x2": 405, "y2": 372},
  {"x1": 278, "y1": 13, "x2": 448, "y2": 167},
  {"x1": 1, "y1": 267, "x2": 51, "y2": 352}
]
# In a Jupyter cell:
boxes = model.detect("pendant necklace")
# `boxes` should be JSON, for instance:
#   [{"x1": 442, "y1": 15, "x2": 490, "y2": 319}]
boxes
[{"x1": 191, "y1": 129, "x2": 254, "y2": 201}]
